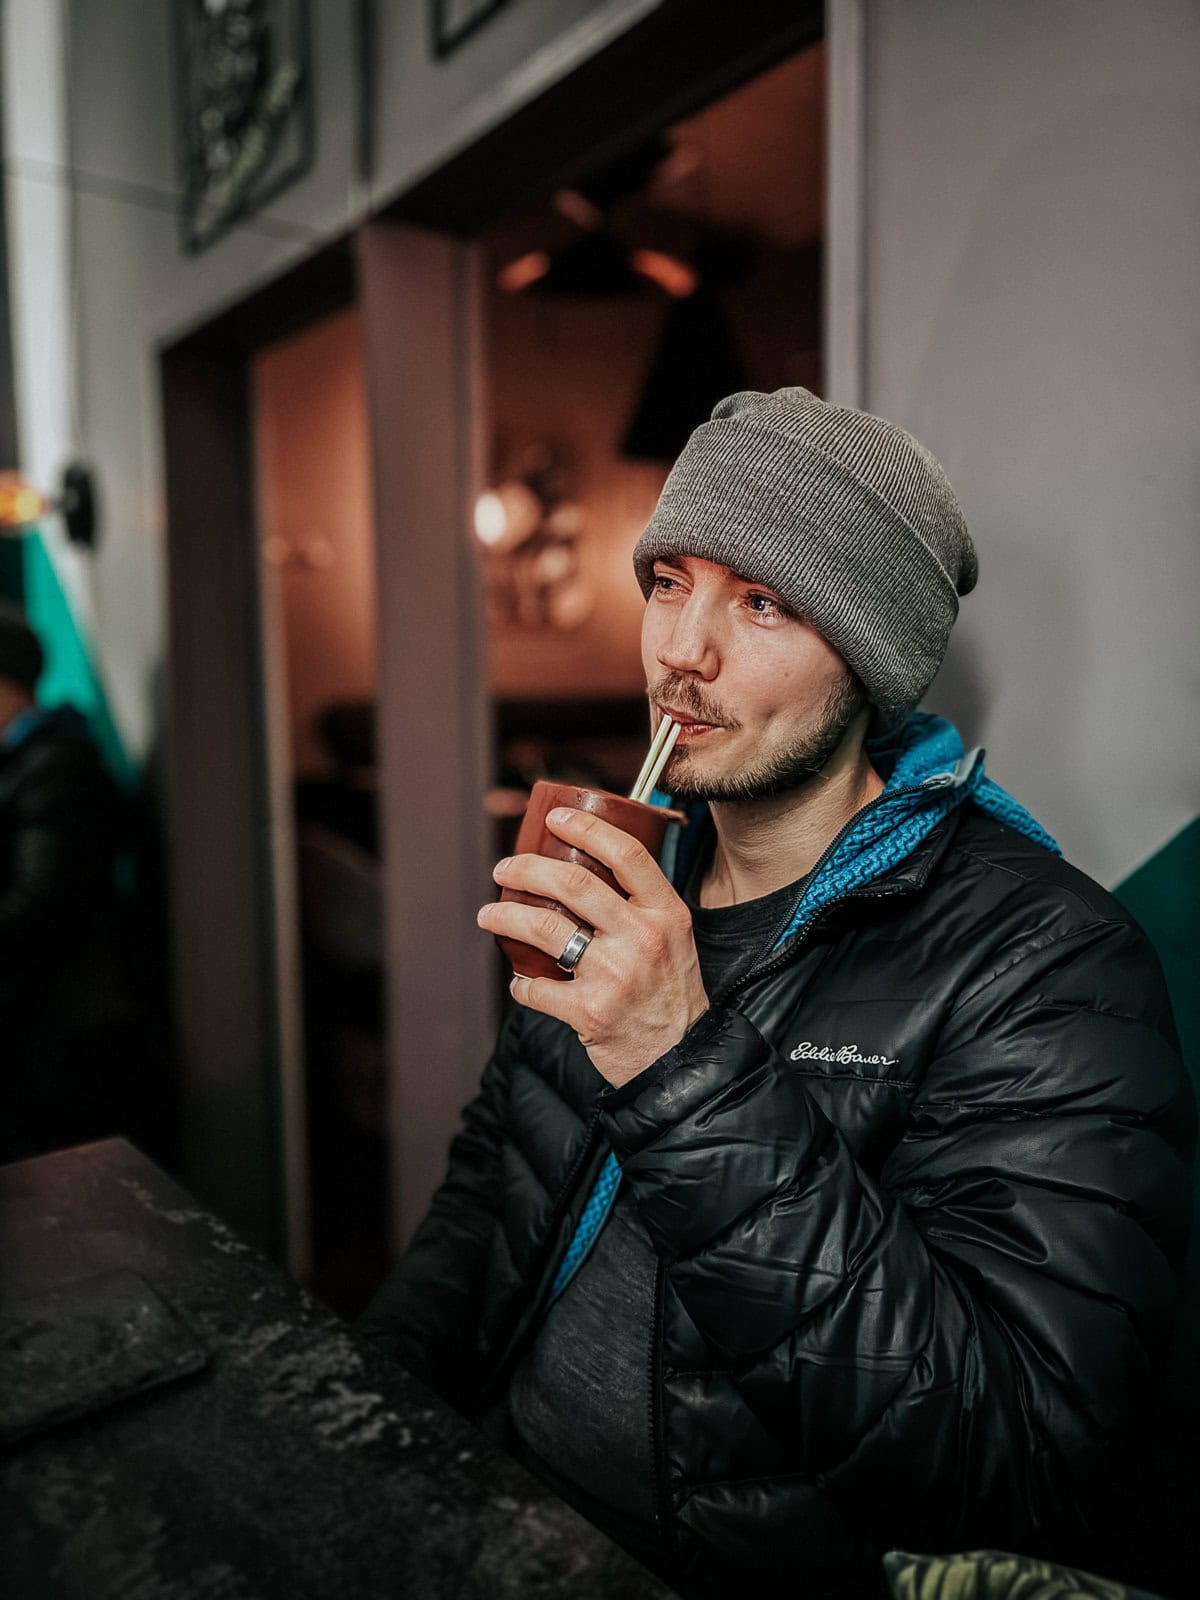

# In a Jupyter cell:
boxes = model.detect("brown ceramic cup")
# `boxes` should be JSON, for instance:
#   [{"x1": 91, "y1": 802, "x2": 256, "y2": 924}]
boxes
[{"x1": 496, "y1": 779, "x2": 686, "y2": 981}]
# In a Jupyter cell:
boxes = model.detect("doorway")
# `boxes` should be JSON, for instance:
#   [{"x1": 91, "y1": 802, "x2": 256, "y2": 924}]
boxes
[
  {"x1": 252, "y1": 308, "x2": 386, "y2": 1313},
  {"x1": 160, "y1": 229, "x2": 492, "y2": 1283}
]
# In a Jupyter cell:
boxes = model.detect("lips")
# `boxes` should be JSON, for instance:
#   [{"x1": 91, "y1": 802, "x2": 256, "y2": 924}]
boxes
[{"x1": 658, "y1": 706, "x2": 723, "y2": 736}]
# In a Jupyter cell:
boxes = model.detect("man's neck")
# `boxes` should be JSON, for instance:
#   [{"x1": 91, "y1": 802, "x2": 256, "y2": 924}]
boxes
[{"x1": 701, "y1": 739, "x2": 884, "y2": 908}]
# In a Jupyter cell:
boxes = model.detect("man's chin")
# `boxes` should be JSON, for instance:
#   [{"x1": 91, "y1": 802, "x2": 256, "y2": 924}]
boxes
[
  {"x1": 663, "y1": 748, "x2": 840, "y2": 805},
  {"x1": 662, "y1": 754, "x2": 772, "y2": 804},
  {"x1": 661, "y1": 750, "x2": 719, "y2": 799},
  {"x1": 667, "y1": 774, "x2": 817, "y2": 804}
]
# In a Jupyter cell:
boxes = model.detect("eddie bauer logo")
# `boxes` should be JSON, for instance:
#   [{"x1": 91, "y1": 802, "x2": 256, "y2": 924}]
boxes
[{"x1": 790, "y1": 1041, "x2": 899, "y2": 1067}]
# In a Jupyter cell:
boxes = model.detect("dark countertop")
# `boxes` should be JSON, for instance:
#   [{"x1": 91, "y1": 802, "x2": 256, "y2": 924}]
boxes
[{"x1": 0, "y1": 1138, "x2": 676, "y2": 1600}]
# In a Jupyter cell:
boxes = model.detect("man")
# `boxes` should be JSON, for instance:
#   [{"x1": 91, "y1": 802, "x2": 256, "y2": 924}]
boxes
[
  {"x1": 0, "y1": 604, "x2": 131, "y2": 1159},
  {"x1": 361, "y1": 390, "x2": 1193, "y2": 1597}
]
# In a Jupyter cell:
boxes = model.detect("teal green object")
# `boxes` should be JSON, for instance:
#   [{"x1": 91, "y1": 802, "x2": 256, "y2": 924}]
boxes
[
  {"x1": 1115, "y1": 815, "x2": 1200, "y2": 1342},
  {"x1": 1116, "y1": 815, "x2": 1200, "y2": 1088},
  {"x1": 20, "y1": 528, "x2": 133, "y2": 789}
]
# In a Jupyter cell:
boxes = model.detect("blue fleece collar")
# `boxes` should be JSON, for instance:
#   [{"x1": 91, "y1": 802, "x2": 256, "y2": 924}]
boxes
[
  {"x1": 654, "y1": 712, "x2": 1059, "y2": 949},
  {"x1": 779, "y1": 713, "x2": 1058, "y2": 944}
]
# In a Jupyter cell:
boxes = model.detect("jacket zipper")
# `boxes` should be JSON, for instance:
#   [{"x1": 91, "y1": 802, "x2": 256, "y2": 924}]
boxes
[
  {"x1": 647, "y1": 1256, "x2": 676, "y2": 1574},
  {"x1": 476, "y1": 1106, "x2": 605, "y2": 1410},
  {"x1": 711, "y1": 777, "x2": 949, "y2": 1008}
]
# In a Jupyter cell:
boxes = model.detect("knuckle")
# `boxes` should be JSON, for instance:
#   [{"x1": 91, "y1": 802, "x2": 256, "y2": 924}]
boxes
[
  {"x1": 581, "y1": 999, "x2": 607, "y2": 1036},
  {"x1": 565, "y1": 863, "x2": 594, "y2": 898},
  {"x1": 538, "y1": 908, "x2": 564, "y2": 944},
  {"x1": 616, "y1": 833, "x2": 645, "y2": 868},
  {"x1": 608, "y1": 964, "x2": 637, "y2": 1003}
]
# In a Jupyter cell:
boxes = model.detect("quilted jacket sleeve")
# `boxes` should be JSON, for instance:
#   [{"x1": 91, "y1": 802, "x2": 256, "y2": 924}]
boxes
[
  {"x1": 356, "y1": 1014, "x2": 516, "y2": 1403},
  {"x1": 597, "y1": 916, "x2": 1195, "y2": 1551}
]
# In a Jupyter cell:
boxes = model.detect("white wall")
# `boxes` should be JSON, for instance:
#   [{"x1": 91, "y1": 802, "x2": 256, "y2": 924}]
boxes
[
  {"x1": 856, "y1": 0, "x2": 1200, "y2": 885},
  {"x1": 1, "y1": 0, "x2": 88, "y2": 628},
  {"x1": 1, "y1": 0, "x2": 657, "y2": 758}
]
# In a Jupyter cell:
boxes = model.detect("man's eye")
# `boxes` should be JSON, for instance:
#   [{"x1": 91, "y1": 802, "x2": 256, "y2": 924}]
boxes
[
  {"x1": 747, "y1": 591, "x2": 784, "y2": 616},
  {"x1": 652, "y1": 574, "x2": 680, "y2": 594}
]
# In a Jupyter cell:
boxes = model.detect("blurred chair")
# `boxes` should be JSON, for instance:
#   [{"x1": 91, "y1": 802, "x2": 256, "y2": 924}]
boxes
[
  {"x1": 295, "y1": 818, "x2": 388, "y2": 1314},
  {"x1": 297, "y1": 821, "x2": 382, "y2": 974}
]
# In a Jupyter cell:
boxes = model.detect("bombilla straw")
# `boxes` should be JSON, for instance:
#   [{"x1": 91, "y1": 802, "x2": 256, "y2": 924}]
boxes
[
  {"x1": 629, "y1": 714, "x2": 673, "y2": 801},
  {"x1": 630, "y1": 716, "x2": 680, "y2": 804}
]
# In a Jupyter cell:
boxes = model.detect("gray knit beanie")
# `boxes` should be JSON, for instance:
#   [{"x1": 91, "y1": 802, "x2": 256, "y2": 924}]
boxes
[{"x1": 632, "y1": 387, "x2": 977, "y2": 725}]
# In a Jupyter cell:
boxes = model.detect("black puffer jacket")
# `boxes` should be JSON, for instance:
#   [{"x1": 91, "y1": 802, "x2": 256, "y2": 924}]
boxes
[
  {"x1": 360, "y1": 802, "x2": 1193, "y2": 1598},
  {"x1": 0, "y1": 706, "x2": 130, "y2": 1157}
]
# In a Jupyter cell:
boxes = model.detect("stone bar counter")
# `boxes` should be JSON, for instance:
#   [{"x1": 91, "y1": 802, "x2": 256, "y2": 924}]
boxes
[{"x1": 0, "y1": 1139, "x2": 676, "y2": 1599}]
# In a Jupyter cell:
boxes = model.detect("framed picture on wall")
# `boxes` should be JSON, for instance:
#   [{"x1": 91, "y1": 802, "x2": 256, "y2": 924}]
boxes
[
  {"x1": 173, "y1": 0, "x2": 314, "y2": 255},
  {"x1": 431, "y1": 0, "x2": 513, "y2": 59}
]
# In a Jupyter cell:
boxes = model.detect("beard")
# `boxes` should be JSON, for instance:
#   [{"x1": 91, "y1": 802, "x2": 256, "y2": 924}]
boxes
[{"x1": 654, "y1": 668, "x2": 868, "y2": 803}]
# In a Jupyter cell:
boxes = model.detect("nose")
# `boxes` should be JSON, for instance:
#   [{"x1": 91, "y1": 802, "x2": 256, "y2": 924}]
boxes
[{"x1": 655, "y1": 590, "x2": 720, "y2": 680}]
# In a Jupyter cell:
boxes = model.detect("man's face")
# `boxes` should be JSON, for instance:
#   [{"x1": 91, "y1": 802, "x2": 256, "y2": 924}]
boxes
[{"x1": 640, "y1": 555, "x2": 866, "y2": 802}]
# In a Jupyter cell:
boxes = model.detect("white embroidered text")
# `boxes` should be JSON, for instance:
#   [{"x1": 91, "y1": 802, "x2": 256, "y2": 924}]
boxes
[{"x1": 789, "y1": 1041, "x2": 899, "y2": 1067}]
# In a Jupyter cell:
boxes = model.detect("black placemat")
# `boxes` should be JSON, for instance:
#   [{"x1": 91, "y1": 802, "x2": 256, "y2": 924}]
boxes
[{"x1": 0, "y1": 1266, "x2": 208, "y2": 1446}]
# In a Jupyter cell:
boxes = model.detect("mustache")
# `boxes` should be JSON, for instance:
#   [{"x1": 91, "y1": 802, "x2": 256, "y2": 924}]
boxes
[{"x1": 648, "y1": 674, "x2": 738, "y2": 730}]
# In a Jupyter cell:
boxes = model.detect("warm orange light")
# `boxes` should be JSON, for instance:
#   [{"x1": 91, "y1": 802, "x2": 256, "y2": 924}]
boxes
[
  {"x1": 631, "y1": 250, "x2": 698, "y2": 299},
  {"x1": 497, "y1": 251, "x2": 551, "y2": 293},
  {"x1": 552, "y1": 188, "x2": 604, "y2": 231},
  {"x1": 0, "y1": 473, "x2": 49, "y2": 528}
]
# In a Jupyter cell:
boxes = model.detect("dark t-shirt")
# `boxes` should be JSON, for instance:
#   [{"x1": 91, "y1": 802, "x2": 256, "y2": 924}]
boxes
[
  {"x1": 504, "y1": 848, "x2": 810, "y2": 1565},
  {"x1": 686, "y1": 858, "x2": 809, "y2": 996},
  {"x1": 505, "y1": 1189, "x2": 660, "y2": 1567}
]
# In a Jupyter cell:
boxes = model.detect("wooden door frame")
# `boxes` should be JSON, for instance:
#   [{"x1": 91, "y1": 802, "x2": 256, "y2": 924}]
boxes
[
  {"x1": 825, "y1": 0, "x2": 868, "y2": 408},
  {"x1": 356, "y1": 222, "x2": 493, "y2": 1252}
]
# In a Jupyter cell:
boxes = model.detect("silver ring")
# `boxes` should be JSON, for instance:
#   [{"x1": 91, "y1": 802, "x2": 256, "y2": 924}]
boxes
[{"x1": 556, "y1": 927, "x2": 592, "y2": 973}]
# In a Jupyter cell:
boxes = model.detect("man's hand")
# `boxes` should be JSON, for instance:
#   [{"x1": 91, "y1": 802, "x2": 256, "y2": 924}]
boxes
[{"x1": 476, "y1": 806, "x2": 709, "y2": 1089}]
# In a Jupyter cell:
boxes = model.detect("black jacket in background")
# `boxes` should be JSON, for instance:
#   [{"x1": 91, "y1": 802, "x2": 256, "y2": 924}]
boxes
[
  {"x1": 0, "y1": 706, "x2": 131, "y2": 1157},
  {"x1": 360, "y1": 804, "x2": 1194, "y2": 1599}
]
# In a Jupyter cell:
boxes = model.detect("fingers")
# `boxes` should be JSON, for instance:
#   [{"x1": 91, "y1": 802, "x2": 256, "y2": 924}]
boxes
[
  {"x1": 542, "y1": 807, "x2": 676, "y2": 906},
  {"x1": 477, "y1": 896, "x2": 587, "y2": 961},
  {"x1": 508, "y1": 972, "x2": 580, "y2": 1026},
  {"x1": 491, "y1": 851, "x2": 626, "y2": 930}
]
